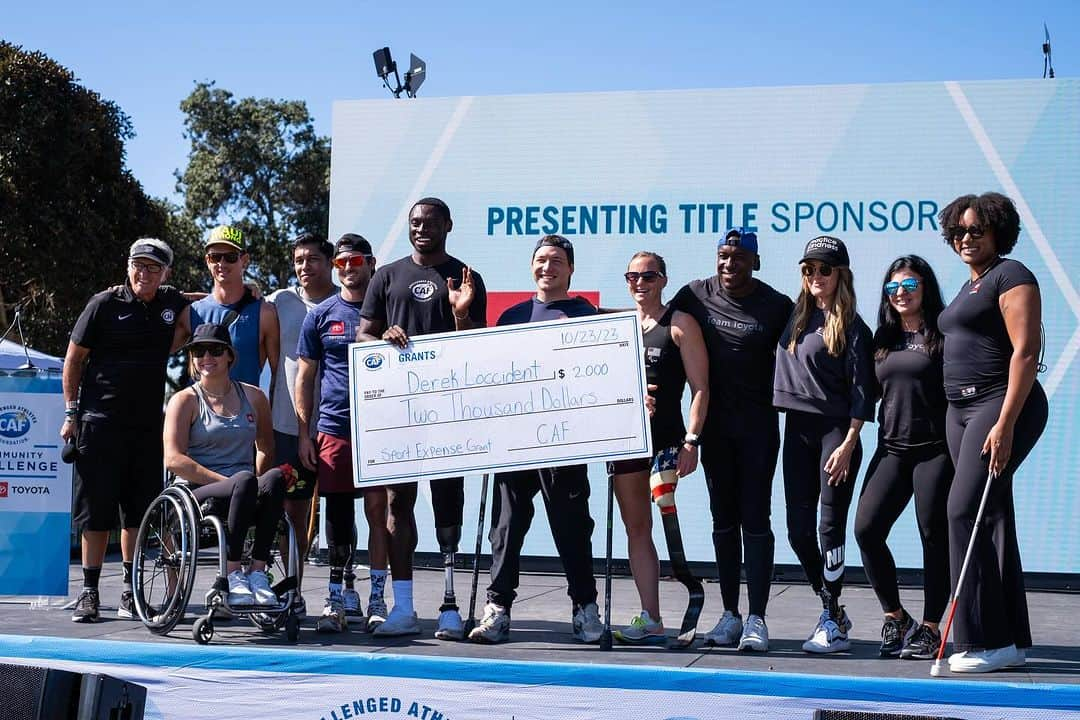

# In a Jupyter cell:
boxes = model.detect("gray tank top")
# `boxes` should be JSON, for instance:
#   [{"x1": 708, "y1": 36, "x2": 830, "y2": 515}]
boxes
[{"x1": 185, "y1": 382, "x2": 257, "y2": 480}]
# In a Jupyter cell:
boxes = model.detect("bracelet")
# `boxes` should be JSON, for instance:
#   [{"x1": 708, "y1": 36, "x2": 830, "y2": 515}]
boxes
[{"x1": 64, "y1": 408, "x2": 77, "y2": 417}]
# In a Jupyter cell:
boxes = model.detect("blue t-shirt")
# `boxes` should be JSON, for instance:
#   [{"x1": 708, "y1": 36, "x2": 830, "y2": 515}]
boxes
[
  {"x1": 298, "y1": 294, "x2": 365, "y2": 438},
  {"x1": 496, "y1": 296, "x2": 597, "y2": 326},
  {"x1": 190, "y1": 294, "x2": 263, "y2": 386}
]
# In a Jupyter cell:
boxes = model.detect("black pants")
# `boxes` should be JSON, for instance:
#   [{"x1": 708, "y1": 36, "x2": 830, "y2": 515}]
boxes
[
  {"x1": 945, "y1": 384, "x2": 1047, "y2": 652},
  {"x1": 701, "y1": 417, "x2": 779, "y2": 617},
  {"x1": 193, "y1": 470, "x2": 285, "y2": 563},
  {"x1": 486, "y1": 465, "x2": 597, "y2": 610},
  {"x1": 783, "y1": 411, "x2": 862, "y2": 599},
  {"x1": 324, "y1": 491, "x2": 356, "y2": 568},
  {"x1": 854, "y1": 443, "x2": 952, "y2": 621}
]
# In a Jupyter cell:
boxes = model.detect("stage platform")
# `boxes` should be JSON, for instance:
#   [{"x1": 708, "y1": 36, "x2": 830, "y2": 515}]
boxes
[{"x1": 3, "y1": 558, "x2": 1076, "y2": 685}]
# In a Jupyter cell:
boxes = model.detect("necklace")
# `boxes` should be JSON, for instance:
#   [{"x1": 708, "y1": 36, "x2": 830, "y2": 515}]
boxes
[{"x1": 200, "y1": 383, "x2": 232, "y2": 400}]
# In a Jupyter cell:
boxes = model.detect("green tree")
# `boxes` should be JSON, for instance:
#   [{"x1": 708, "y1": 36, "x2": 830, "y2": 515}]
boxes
[
  {"x1": 0, "y1": 42, "x2": 170, "y2": 356},
  {"x1": 176, "y1": 82, "x2": 330, "y2": 291}
]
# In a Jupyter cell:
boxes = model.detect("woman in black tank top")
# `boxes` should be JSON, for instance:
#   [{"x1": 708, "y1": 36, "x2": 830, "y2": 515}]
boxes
[{"x1": 609, "y1": 251, "x2": 709, "y2": 644}]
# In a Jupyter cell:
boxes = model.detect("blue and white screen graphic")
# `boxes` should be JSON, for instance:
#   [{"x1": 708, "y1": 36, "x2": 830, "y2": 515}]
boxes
[{"x1": 331, "y1": 79, "x2": 1080, "y2": 574}]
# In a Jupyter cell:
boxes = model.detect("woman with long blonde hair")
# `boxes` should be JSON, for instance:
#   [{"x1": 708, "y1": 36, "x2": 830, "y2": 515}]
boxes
[{"x1": 773, "y1": 236, "x2": 876, "y2": 654}]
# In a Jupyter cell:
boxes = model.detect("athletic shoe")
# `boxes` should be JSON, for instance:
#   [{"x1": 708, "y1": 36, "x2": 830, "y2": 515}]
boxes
[
  {"x1": 1010, "y1": 648, "x2": 1027, "y2": 668},
  {"x1": 614, "y1": 611, "x2": 666, "y2": 645},
  {"x1": 879, "y1": 610, "x2": 916, "y2": 657},
  {"x1": 117, "y1": 589, "x2": 136, "y2": 620},
  {"x1": 572, "y1": 602, "x2": 604, "y2": 644},
  {"x1": 247, "y1": 570, "x2": 278, "y2": 606},
  {"x1": 900, "y1": 624, "x2": 941, "y2": 660},
  {"x1": 366, "y1": 597, "x2": 388, "y2": 633},
  {"x1": 71, "y1": 587, "x2": 101, "y2": 623},
  {"x1": 435, "y1": 608, "x2": 465, "y2": 641},
  {"x1": 802, "y1": 609, "x2": 851, "y2": 653},
  {"x1": 316, "y1": 592, "x2": 347, "y2": 633},
  {"x1": 738, "y1": 614, "x2": 769, "y2": 652},
  {"x1": 372, "y1": 606, "x2": 421, "y2": 637},
  {"x1": 703, "y1": 610, "x2": 743, "y2": 647},
  {"x1": 342, "y1": 588, "x2": 364, "y2": 618},
  {"x1": 292, "y1": 594, "x2": 307, "y2": 620},
  {"x1": 468, "y1": 603, "x2": 511, "y2": 644},
  {"x1": 948, "y1": 645, "x2": 1020, "y2": 673},
  {"x1": 226, "y1": 570, "x2": 256, "y2": 607}
]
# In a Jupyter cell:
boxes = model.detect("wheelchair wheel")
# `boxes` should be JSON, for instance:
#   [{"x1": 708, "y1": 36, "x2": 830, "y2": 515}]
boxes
[
  {"x1": 193, "y1": 615, "x2": 214, "y2": 645},
  {"x1": 133, "y1": 490, "x2": 198, "y2": 636}
]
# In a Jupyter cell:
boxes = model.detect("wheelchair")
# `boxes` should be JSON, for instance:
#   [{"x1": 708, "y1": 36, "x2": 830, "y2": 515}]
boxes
[{"x1": 131, "y1": 479, "x2": 301, "y2": 644}]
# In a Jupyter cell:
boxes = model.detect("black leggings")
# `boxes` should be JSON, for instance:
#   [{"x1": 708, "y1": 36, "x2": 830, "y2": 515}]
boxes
[
  {"x1": 945, "y1": 384, "x2": 1047, "y2": 652},
  {"x1": 854, "y1": 444, "x2": 952, "y2": 622},
  {"x1": 701, "y1": 420, "x2": 779, "y2": 617},
  {"x1": 324, "y1": 492, "x2": 356, "y2": 568},
  {"x1": 783, "y1": 411, "x2": 862, "y2": 599},
  {"x1": 194, "y1": 470, "x2": 285, "y2": 563}
]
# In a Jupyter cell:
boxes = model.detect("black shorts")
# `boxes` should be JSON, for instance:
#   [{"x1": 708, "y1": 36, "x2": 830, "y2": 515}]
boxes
[
  {"x1": 72, "y1": 421, "x2": 165, "y2": 533},
  {"x1": 274, "y1": 430, "x2": 317, "y2": 500}
]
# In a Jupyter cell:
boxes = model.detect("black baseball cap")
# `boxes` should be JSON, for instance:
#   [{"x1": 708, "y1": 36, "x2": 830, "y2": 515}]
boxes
[
  {"x1": 800, "y1": 235, "x2": 850, "y2": 268},
  {"x1": 334, "y1": 233, "x2": 373, "y2": 256},
  {"x1": 533, "y1": 234, "x2": 574, "y2": 265},
  {"x1": 180, "y1": 323, "x2": 234, "y2": 354}
]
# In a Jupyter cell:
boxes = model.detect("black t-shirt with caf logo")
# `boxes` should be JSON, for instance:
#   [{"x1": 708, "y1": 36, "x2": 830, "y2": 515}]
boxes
[
  {"x1": 71, "y1": 283, "x2": 190, "y2": 427},
  {"x1": 361, "y1": 255, "x2": 487, "y2": 337}
]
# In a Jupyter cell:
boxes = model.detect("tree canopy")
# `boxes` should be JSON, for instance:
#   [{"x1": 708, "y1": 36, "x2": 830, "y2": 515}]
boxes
[{"x1": 176, "y1": 82, "x2": 330, "y2": 291}]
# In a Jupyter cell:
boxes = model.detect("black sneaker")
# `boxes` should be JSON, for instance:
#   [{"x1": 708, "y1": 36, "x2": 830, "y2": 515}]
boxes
[
  {"x1": 879, "y1": 611, "x2": 916, "y2": 657},
  {"x1": 71, "y1": 587, "x2": 101, "y2": 623},
  {"x1": 117, "y1": 589, "x2": 135, "y2": 620},
  {"x1": 900, "y1": 624, "x2": 941, "y2": 660}
]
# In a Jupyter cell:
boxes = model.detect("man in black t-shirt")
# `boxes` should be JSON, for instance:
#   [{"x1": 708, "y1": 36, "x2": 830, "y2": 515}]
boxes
[
  {"x1": 467, "y1": 234, "x2": 603, "y2": 645},
  {"x1": 356, "y1": 197, "x2": 487, "y2": 639},
  {"x1": 670, "y1": 228, "x2": 793, "y2": 652},
  {"x1": 61, "y1": 239, "x2": 192, "y2": 623}
]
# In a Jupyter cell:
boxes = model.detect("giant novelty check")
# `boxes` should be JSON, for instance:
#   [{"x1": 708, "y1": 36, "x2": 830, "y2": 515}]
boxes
[{"x1": 348, "y1": 311, "x2": 651, "y2": 485}]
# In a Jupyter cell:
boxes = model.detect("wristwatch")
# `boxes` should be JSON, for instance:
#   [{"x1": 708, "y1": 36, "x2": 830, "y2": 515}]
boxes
[{"x1": 682, "y1": 433, "x2": 700, "y2": 448}]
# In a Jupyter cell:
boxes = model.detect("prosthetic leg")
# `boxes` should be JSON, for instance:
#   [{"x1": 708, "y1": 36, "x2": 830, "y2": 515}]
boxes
[
  {"x1": 434, "y1": 524, "x2": 464, "y2": 640},
  {"x1": 651, "y1": 447, "x2": 704, "y2": 649}
]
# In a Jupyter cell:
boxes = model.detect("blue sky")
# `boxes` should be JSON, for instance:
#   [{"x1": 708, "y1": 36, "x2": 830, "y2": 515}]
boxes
[{"x1": 5, "y1": 0, "x2": 1077, "y2": 201}]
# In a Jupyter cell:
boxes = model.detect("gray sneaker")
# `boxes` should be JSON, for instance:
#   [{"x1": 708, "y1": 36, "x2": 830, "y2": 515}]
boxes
[
  {"x1": 704, "y1": 610, "x2": 743, "y2": 647},
  {"x1": 316, "y1": 592, "x2": 347, "y2": 633},
  {"x1": 342, "y1": 588, "x2": 364, "y2": 618},
  {"x1": 366, "y1": 597, "x2": 388, "y2": 633},
  {"x1": 435, "y1": 608, "x2": 465, "y2": 641},
  {"x1": 572, "y1": 602, "x2": 603, "y2": 644},
  {"x1": 468, "y1": 603, "x2": 511, "y2": 644},
  {"x1": 738, "y1": 614, "x2": 769, "y2": 652},
  {"x1": 71, "y1": 587, "x2": 100, "y2": 623}
]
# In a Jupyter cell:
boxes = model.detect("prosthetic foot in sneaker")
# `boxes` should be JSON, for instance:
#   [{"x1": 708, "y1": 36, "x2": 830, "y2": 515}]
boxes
[{"x1": 435, "y1": 608, "x2": 465, "y2": 641}]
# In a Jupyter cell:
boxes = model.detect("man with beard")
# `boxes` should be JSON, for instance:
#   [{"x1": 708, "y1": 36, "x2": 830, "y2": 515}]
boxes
[
  {"x1": 355, "y1": 198, "x2": 487, "y2": 639},
  {"x1": 670, "y1": 228, "x2": 793, "y2": 652}
]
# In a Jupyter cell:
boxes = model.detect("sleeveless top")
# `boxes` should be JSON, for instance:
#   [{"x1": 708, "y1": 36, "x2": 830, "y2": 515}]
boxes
[
  {"x1": 190, "y1": 294, "x2": 263, "y2": 386},
  {"x1": 185, "y1": 382, "x2": 257, "y2": 481},
  {"x1": 643, "y1": 307, "x2": 687, "y2": 449}
]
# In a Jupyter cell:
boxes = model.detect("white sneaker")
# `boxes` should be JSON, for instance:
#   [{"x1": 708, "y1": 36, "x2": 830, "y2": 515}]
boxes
[
  {"x1": 738, "y1": 614, "x2": 769, "y2": 652},
  {"x1": 342, "y1": 588, "x2": 364, "y2": 618},
  {"x1": 949, "y1": 645, "x2": 1021, "y2": 673},
  {"x1": 614, "y1": 611, "x2": 666, "y2": 645},
  {"x1": 366, "y1": 597, "x2": 388, "y2": 633},
  {"x1": 1010, "y1": 648, "x2": 1027, "y2": 668},
  {"x1": 226, "y1": 570, "x2": 255, "y2": 607},
  {"x1": 704, "y1": 610, "x2": 743, "y2": 647},
  {"x1": 435, "y1": 608, "x2": 465, "y2": 641},
  {"x1": 246, "y1": 570, "x2": 278, "y2": 606},
  {"x1": 372, "y1": 606, "x2": 421, "y2": 636},
  {"x1": 468, "y1": 603, "x2": 511, "y2": 644},
  {"x1": 572, "y1": 602, "x2": 603, "y2": 644},
  {"x1": 802, "y1": 610, "x2": 850, "y2": 653},
  {"x1": 316, "y1": 592, "x2": 347, "y2": 633}
]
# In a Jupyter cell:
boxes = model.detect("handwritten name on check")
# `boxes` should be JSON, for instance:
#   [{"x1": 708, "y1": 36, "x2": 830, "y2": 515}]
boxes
[{"x1": 348, "y1": 312, "x2": 652, "y2": 485}]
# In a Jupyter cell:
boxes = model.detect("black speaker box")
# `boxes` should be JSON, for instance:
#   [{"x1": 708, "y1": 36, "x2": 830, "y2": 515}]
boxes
[{"x1": 3, "y1": 662, "x2": 146, "y2": 720}]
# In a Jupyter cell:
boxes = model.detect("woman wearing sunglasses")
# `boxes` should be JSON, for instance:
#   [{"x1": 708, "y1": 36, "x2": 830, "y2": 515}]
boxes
[
  {"x1": 854, "y1": 256, "x2": 952, "y2": 661},
  {"x1": 164, "y1": 323, "x2": 286, "y2": 608},
  {"x1": 934, "y1": 192, "x2": 1047, "y2": 673},
  {"x1": 774, "y1": 235, "x2": 876, "y2": 653},
  {"x1": 610, "y1": 252, "x2": 709, "y2": 644}
]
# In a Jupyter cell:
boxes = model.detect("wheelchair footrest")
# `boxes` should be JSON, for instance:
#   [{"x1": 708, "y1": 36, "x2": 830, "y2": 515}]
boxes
[
  {"x1": 212, "y1": 576, "x2": 229, "y2": 592},
  {"x1": 272, "y1": 577, "x2": 298, "y2": 595}
]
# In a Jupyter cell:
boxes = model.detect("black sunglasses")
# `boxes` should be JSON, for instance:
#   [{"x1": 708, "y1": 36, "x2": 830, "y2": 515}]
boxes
[
  {"x1": 884, "y1": 278, "x2": 920, "y2": 296},
  {"x1": 624, "y1": 271, "x2": 664, "y2": 283},
  {"x1": 190, "y1": 345, "x2": 229, "y2": 358},
  {"x1": 801, "y1": 263, "x2": 833, "y2": 278},
  {"x1": 207, "y1": 251, "x2": 241, "y2": 264},
  {"x1": 948, "y1": 224, "x2": 986, "y2": 241}
]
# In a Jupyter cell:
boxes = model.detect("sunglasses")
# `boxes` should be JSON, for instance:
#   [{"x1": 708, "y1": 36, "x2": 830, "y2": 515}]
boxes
[
  {"x1": 624, "y1": 271, "x2": 664, "y2": 283},
  {"x1": 130, "y1": 261, "x2": 164, "y2": 275},
  {"x1": 948, "y1": 224, "x2": 986, "y2": 241},
  {"x1": 207, "y1": 251, "x2": 240, "y2": 264},
  {"x1": 189, "y1": 345, "x2": 229, "y2": 358},
  {"x1": 801, "y1": 263, "x2": 834, "y2": 278},
  {"x1": 884, "y1": 278, "x2": 920, "y2": 296},
  {"x1": 332, "y1": 255, "x2": 373, "y2": 270}
]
